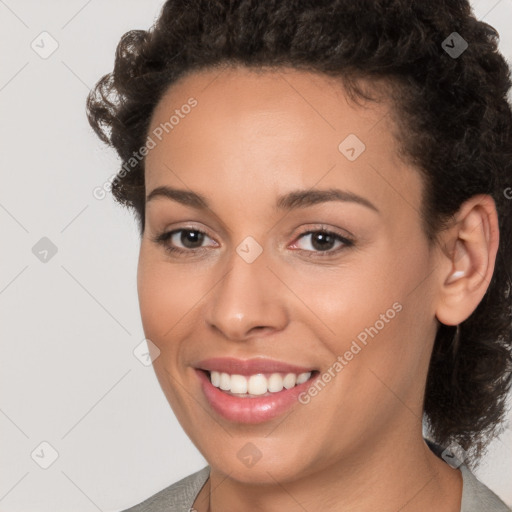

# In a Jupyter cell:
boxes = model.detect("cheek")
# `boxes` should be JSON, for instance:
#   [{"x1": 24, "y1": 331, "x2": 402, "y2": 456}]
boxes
[
  {"x1": 288, "y1": 247, "x2": 428, "y2": 386},
  {"x1": 136, "y1": 251, "x2": 203, "y2": 417},
  {"x1": 322, "y1": 267, "x2": 434, "y2": 421},
  {"x1": 284, "y1": 252, "x2": 402, "y2": 343},
  {"x1": 136, "y1": 250, "x2": 199, "y2": 350}
]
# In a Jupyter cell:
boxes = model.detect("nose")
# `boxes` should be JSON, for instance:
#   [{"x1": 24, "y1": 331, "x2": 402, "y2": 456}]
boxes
[{"x1": 204, "y1": 246, "x2": 289, "y2": 341}]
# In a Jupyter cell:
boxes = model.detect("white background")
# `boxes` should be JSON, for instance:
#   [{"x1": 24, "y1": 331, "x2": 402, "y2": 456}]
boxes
[{"x1": 0, "y1": 1, "x2": 511, "y2": 510}]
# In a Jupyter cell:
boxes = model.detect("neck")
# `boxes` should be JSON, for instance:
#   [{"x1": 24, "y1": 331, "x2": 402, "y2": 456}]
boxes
[{"x1": 193, "y1": 424, "x2": 462, "y2": 512}]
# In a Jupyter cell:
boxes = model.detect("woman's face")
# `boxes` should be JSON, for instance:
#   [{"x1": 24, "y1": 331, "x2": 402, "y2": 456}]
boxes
[{"x1": 137, "y1": 66, "x2": 442, "y2": 483}]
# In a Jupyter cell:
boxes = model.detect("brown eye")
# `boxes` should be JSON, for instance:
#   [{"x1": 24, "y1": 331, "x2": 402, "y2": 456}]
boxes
[
  {"x1": 304, "y1": 231, "x2": 337, "y2": 251},
  {"x1": 291, "y1": 229, "x2": 354, "y2": 258},
  {"x1": 175, "y1": 230, "x2": 206, "y2": 249},
  {"x1": 153, "y1": 228, "x2": 215, "y2": 255}
]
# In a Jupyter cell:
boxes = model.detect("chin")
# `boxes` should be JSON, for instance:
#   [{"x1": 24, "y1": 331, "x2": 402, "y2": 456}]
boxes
[{"x1": 205, "y1": 445, "x2": 313, "y2": 485}]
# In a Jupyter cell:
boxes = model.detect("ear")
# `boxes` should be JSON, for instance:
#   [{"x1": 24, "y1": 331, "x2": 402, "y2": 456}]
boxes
[{"x1": 434, "y1": 194, "x2": 499, "y2": 326}]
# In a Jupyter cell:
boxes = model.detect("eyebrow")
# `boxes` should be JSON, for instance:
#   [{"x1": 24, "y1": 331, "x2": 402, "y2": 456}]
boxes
[{"x1": 146, "y1": 186, "x2": 379, "y2": 213}]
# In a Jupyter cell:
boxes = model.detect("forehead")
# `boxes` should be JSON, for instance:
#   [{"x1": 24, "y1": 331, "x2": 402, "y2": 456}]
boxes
[
  {"x1": 144, "y1": 66, "x2": 422, "y2": 222},
  {"x1": 147, "y1": 65, "x2": 391, "y2": 147}
]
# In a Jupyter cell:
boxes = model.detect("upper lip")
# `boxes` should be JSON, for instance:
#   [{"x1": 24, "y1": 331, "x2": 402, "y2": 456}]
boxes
[{"x1": 195, "y1": 357, "x2": 316, "y2": 375}]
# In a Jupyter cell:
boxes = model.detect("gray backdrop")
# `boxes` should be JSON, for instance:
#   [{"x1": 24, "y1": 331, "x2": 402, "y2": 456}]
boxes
[{"x1": 1, "y1": 1, "x2": 511, "y2": 510}]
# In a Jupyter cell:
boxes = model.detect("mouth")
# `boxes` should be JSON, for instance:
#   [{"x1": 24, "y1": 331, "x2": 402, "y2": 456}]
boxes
[
  {"x1": 200, "y1": 369, "x2": 319, "y2": 398},
  {"x1": 193, "y1": 358, "x2": 320, "y2": 423}
]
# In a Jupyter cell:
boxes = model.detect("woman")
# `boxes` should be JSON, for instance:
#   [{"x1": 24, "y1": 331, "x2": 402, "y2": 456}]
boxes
[{"x1": 87, "y1": 1, "x2": 512, "y2": 510}]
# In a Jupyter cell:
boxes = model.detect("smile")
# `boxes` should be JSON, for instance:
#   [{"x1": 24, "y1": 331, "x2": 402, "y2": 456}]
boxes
[
  {"x1": 209, "y1": 370, "x2": 312, "y2": 396},
  {"x1": 194, "y1": 357, "x2": 320, "y2": 423}
]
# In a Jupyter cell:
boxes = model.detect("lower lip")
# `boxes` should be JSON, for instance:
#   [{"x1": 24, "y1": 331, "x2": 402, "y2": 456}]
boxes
[{"x1": 196, "y1": 369, "x2": 317, "y2": 424}]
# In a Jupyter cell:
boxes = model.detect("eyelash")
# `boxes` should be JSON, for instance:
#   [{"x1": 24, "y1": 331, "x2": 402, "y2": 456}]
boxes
[{"x1": 151, "y1": 226, "x2": 355, "y2": 259}]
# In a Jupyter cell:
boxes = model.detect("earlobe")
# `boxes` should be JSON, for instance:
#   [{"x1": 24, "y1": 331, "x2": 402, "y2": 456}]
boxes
[{"x1": 434, "y1": 195, "x2": 499, "y2": 326}]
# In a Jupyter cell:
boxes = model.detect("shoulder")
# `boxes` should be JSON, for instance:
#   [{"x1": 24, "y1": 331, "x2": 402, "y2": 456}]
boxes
[
  {"x1": 460, "y1": 464, "x2": 511, "y2": 512},
  {"x1": 117, "y1": 458, "x2": 512, "y2": 512},
  {"x1": 425, "y1": 438, "x2": 510, "y2": 511},
  {"x1": 121, "y1": 466, "x2": 210, "y2": 512}
]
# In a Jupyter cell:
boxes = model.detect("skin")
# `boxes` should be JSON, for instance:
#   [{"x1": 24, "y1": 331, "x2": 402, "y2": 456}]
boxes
[{"x1": 136, "y1": 66, "x2": 499, "y2": 511}]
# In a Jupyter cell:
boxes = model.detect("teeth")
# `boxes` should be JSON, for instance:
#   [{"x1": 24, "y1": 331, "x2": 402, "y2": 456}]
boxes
[
  {"x1": 296, "y1": 372, "x2": 310, "y2": 385},
  {"x1": 248, "y1": 374, "x2": 268, "y2": 395},
  {"x1": 283, "y1": 373, "x2": 297, "y2": 389},
  {"x1": 268, "y1": 373, "x2": 284, "y2": 392},
  {"x1": 209, "y1": 371, "x2": 312, "y2": 395},
  {"x1": 230, "y1": 374, "x2": 248, "y2": 394},
  {"x1": 219, "y1": 372, "x2": 231, "y2": 391},
  {"x1": 210, "y1": 371, "x2": 221, "y2": 387}
]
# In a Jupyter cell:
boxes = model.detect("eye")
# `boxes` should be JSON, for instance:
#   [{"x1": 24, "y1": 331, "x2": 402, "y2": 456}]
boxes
[
  {"x1": 291, "y1": 228, "x2": 354, "y2": 257},
  {"x1": 152, "y1": 226, "x2": 354, "y2": 258},
  {"x1": 152, "y1": 228, "x2": 217, "y2": 255}
]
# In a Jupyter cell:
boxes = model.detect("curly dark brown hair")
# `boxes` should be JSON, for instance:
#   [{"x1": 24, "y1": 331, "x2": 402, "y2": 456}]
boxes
[{"x1": 86, "y1": 0, "x2": 512, "y2": 468}]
